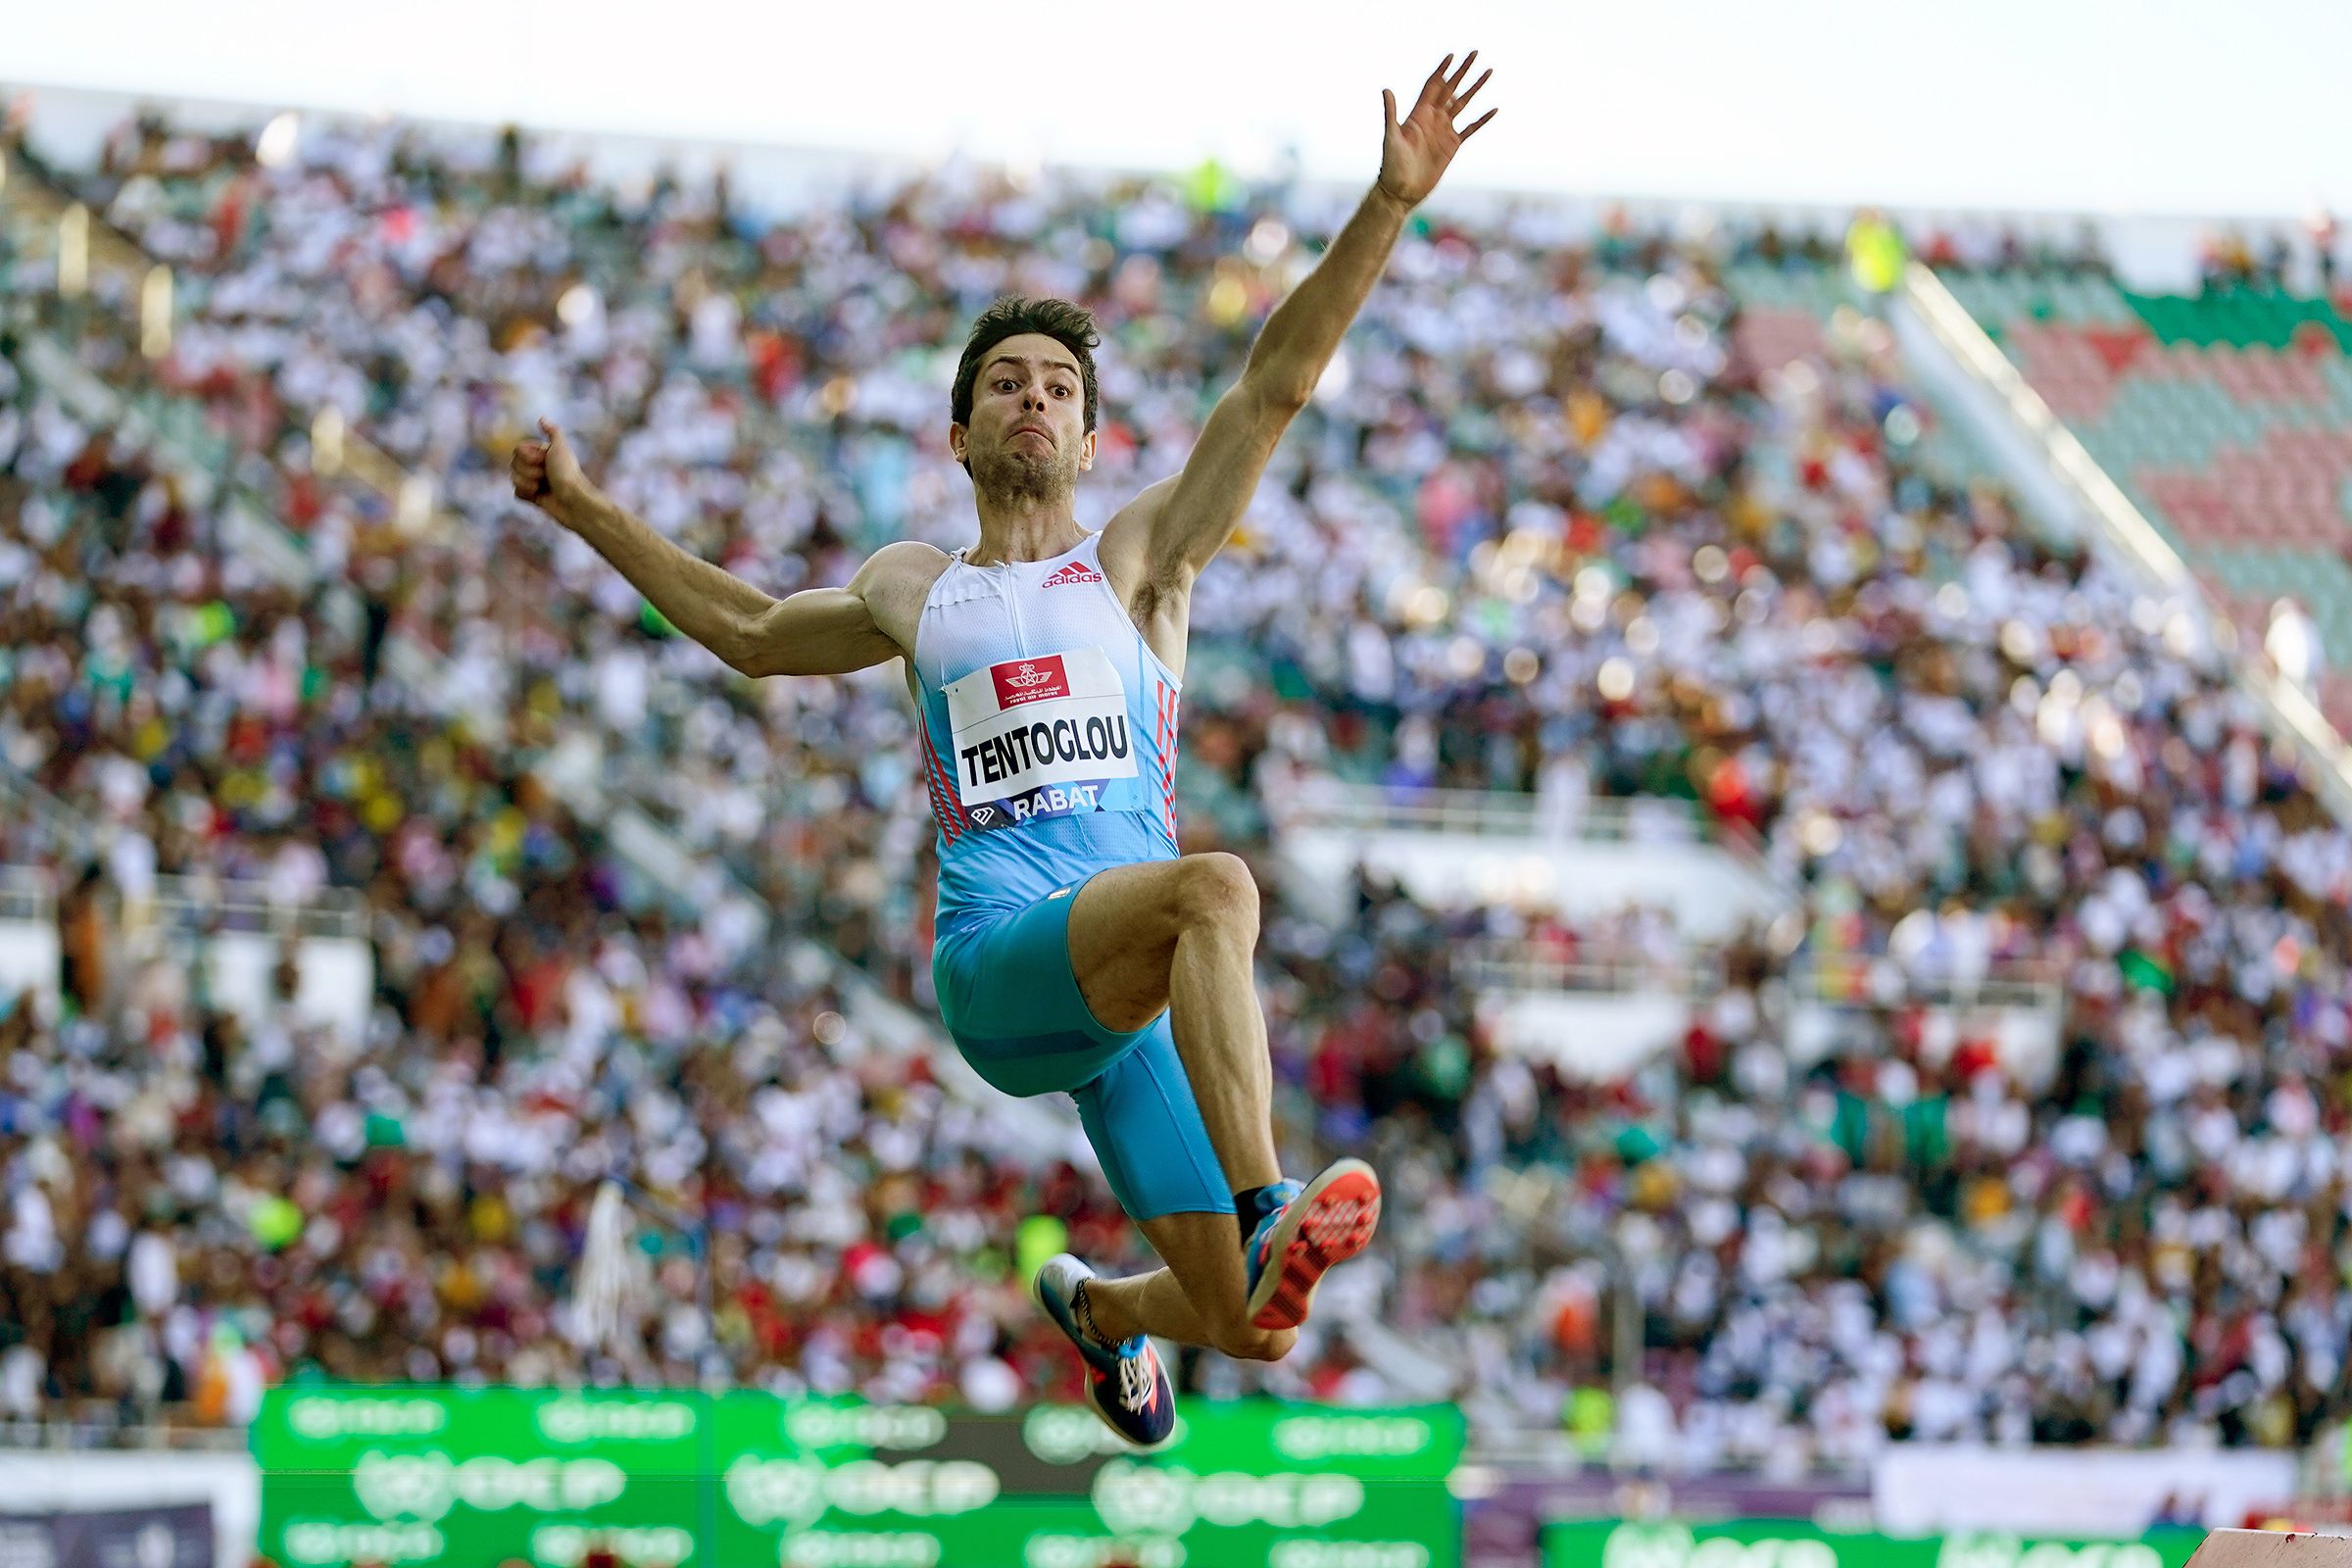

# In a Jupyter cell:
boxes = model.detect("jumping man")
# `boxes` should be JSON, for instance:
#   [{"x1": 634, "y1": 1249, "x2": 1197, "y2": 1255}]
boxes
[{"x1": 513, "y1": 52, "x2": 1497, "y2": 1445}]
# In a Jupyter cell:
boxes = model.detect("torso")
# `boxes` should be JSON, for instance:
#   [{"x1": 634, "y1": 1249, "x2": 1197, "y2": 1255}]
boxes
[{"x1": 902, "y1": 530, "x2": 1185, "y2": 934}]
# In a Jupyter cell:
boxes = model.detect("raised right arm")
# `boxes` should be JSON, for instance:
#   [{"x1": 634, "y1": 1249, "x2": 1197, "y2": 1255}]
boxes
[{"x1": 512, "y1": 417, "x2": 905, "y2": 678}]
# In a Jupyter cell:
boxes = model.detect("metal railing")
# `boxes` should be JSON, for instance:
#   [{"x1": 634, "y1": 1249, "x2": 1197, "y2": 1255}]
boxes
[
  {"x1": 136, "y1": 875, "x2": 369, "y2": 944},
  {"x1": 1462, "y1": 935, "x2": 2063, "y2": 1014},
  {"x1": 1286, "y1": 778, "x2": 1706, "y2": 842},
  {"x1": 1902, "y1": 260, "x2": 2352, "y2": 824},
  {"x1": 1785, "y1": 952, "x2": 2063, "y2": 1014},
  {"x1": 1457, "y1": 938, "x2": 1726, "y2": 998},
  {"x1": 0, "y1": 864, "x2": 56, "y2": 922}
]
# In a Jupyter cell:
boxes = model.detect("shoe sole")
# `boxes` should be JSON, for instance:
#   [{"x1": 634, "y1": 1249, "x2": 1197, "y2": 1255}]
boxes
[{"x1": 1246, "y1": 1158, "x2": 1382, "y2": 1331}]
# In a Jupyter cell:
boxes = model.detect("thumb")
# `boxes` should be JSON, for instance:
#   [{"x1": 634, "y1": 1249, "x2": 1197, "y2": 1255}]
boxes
[
  {"x1": 538, "y1": 416, "x2": 564, "y2": 447},
  {"x1": 1382, "y1": 88, "x2": 1396, "y2": 127}
]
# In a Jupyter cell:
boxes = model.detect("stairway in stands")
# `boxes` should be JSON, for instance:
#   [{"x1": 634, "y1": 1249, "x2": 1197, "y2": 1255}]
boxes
[{"x1": 1941, "y1": 270, "x2": 2352, "y2": 735}]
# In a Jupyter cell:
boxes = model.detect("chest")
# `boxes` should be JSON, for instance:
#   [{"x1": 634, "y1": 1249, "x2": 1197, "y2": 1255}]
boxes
[{"x1": 916, "y1": 560, "x2": 1152, "y2": 688}]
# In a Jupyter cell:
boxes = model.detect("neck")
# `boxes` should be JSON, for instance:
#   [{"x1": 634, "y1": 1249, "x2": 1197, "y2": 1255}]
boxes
[{"x1": 966, "y1": 487, "x2": 1083, "y2": 566}]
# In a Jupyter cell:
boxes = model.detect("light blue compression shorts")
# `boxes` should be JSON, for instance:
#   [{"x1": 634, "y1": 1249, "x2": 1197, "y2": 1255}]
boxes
[{"x1": 932, "y1": 873, "x2": 1232, "y2": 1221}]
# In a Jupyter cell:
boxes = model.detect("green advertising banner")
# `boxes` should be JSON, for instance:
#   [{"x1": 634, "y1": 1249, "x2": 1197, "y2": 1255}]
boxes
[
  {"x1": 253, "y1": 1387, "x2": 1463, "y2": 1568},
  {"x1": 1543, "y1": 1521, "x2": 2208, "y2": 1568}
]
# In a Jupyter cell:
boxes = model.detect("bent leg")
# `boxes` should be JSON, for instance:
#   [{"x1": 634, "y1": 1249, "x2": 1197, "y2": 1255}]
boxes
[
  {"x1": 1065, "y1": 854, "x2": 1279, "y2": 1191},
  {"x1": 1067, "y1": 1017, "x2": 1289, "y2": 1361},
  {"x1": 1082, "y1": 1213, "x2": 1296, "y2": 1363}
]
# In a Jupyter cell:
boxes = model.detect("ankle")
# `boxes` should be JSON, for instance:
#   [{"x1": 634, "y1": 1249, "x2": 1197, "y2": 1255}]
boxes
[
  {"x1": 1234, "y1": 1184, "x2": 1282, "y2": 1247},
  {"x1": 1071, "y1": 1279, "x2": 1122, "y2": 1348}
]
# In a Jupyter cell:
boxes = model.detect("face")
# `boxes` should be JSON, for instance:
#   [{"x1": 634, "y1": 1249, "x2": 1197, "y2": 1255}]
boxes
[{"x1": 952, "y1": 332, "x2": 1095, "y2": 501}]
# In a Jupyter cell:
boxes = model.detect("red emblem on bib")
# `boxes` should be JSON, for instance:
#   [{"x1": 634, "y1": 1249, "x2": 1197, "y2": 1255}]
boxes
[{"x1": 993, "y1": 656, "x2": 1070, "y2": 709}]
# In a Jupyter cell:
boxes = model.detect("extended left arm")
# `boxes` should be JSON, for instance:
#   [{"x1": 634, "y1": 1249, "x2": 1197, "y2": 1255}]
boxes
[
  {"x1": 1116, "y1": 52, "x2": 1497, "y2": 587},
  {"x1": 1249, "y1": 182, "x2": 1416, "y2": 410}
]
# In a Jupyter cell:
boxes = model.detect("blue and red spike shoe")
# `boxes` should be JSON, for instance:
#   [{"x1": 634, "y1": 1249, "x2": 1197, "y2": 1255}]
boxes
[
  {"x1": 1032, "y1": 1253, "x2": 1176, "y2": 1448},
  {"x1": 1243, "y1": 1157, "x2": 1384, "y2": 1332}
]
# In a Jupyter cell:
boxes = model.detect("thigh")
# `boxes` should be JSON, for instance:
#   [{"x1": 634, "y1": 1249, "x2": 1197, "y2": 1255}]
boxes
[
  {"x1": 1063, "y1": 858, "x2": 1192, "y2": 1033},
  {"x1": 1071, "y1": 1018, "x2": 1234, "y2": 1221},
  {"x1": 936, "y1": 888, "x2": 1138, "y2": 1098}
]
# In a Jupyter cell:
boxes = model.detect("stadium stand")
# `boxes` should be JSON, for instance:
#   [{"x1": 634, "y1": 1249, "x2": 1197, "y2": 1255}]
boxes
[
  {"x1": 2, "y1": 108, "x2": 2350, "y2": 1475},
  {"x1": 1937, "y1": 267, "x2": 2352, "y2": 736}
]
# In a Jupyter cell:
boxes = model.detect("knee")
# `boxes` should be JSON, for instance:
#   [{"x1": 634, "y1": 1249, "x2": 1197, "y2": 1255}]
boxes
[
  {"x1": 1176, "y1": 852, "x2": 1259, "y2": 936},
  {"x1": 1214, "y1": 1322, "x2": 1297, "y2": 1363}
]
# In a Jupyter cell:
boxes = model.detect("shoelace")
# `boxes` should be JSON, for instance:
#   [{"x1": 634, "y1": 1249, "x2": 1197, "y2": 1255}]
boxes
[
  {"x1": 1116, "y1": 1346, "x2": 1157, "y2": 1413},
  {"x1": 1073, "y1": 1278, "x2": 1107, "y2": 1348}
]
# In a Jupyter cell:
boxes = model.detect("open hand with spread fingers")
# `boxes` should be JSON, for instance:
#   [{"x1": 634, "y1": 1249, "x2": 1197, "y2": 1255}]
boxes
[{"x1": 1379, "y1": 51, "x2": 1497, "y2": 209}]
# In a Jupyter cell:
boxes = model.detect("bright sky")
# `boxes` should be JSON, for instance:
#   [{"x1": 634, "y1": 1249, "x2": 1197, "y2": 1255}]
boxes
[{"x1": 7, "y1": 0, "x2": 2348, "y2": 219}]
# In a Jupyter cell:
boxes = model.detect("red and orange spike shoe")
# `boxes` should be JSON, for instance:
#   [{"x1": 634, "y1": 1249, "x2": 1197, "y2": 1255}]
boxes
[{"x1": 1243, "y1": 1157, "x2": 1383, "y2": 1332}]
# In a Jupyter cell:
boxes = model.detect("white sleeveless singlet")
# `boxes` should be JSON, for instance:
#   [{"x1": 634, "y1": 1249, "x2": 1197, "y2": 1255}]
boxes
[{"x1": 910, "y1": 531, "x2": 1182, "y2": 937}]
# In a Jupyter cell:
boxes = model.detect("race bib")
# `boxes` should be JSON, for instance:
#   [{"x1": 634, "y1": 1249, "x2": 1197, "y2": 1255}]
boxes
[{"x1": 944, "y1": 648, "x2": 1141, "y2": 831}]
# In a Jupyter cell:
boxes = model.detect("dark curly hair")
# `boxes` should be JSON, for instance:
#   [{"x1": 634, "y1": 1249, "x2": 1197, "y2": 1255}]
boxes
[{"x1": 951, "y1": 297, "x2": 1102, "y2": 446}]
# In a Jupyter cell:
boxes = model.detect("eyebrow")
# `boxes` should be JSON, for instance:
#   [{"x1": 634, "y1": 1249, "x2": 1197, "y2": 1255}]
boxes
[{"x1": 986, "y1": 355, "x2": 1080, "y2": 378}]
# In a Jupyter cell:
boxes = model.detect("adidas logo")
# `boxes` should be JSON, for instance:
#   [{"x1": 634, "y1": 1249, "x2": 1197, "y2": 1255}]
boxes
[{"x1": 1042, "y1": 561, "x2": 1103, "y2": 587}]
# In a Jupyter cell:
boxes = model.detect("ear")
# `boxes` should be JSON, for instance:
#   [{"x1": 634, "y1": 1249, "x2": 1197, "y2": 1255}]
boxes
[
  {"x1": 1078, "y1": 428, "x2": 1097, "y2": 472},
  {"x1": 948, "y1": 421, "x2": 969, "y2": 465}
]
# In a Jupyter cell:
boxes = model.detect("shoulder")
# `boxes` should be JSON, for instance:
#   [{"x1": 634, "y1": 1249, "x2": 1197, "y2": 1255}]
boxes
[
  {"x1": 862, "y1": 538, "x2": 954, "y2": 572},
  {"x1": 1097, "y1": 476, "x2": 1180, "y2": 583},
  {"x1": 853, "y1": 539, "x2": 954, "y2": 596},
  {"x1": 851, "y1": 540, "x2": 954, "y2": 648}
]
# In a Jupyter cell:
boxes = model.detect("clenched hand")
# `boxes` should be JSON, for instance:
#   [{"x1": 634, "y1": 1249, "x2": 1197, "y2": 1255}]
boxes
[{"x1": 511, "y1": 417, "x2": 588, "y2": 520}]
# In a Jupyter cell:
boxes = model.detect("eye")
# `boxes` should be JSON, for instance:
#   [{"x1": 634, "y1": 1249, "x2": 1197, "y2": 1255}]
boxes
[
  {"x1": 995, "y1": 378, "x2": 1016, "y2": 392},
  {"x1": 1051, "y1": 384, "x2": 1070, "y2": 398}
]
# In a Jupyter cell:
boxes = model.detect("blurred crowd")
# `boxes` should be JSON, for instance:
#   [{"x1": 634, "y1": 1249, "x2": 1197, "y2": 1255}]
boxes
[
  {"x1": 2194, "y1": 210, "x2": 2342, "y2": 296},
  {"x1": 0, "y1": 107, "x2": 2349, "y2": 1467},
  {"x1": 0, "y1": 345, "x2": 1144, "y2": 1423}
]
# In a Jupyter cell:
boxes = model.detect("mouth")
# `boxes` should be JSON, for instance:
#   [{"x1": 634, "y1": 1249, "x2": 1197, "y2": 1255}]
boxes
[{"x1": 1011, "y1": 426, "x2": 1052, "y2": 446}]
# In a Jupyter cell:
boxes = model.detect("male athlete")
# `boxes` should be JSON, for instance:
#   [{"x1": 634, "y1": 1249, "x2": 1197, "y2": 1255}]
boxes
[{"x1": 513, "y1": 53, "x2": 1496, "y2": 1445}]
